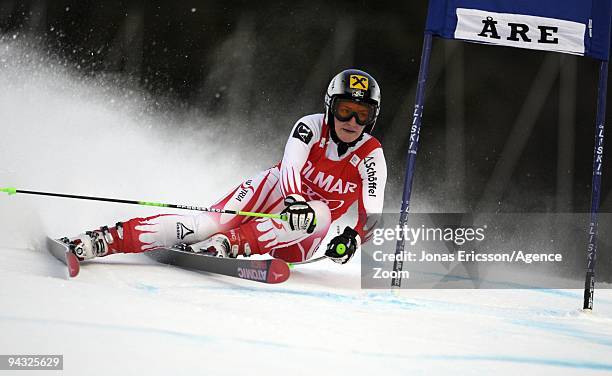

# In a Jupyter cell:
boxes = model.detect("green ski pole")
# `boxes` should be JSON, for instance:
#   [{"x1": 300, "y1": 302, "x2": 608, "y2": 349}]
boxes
[{"x1": 1, "y1": 187, "x2": 288, "y2": 221}]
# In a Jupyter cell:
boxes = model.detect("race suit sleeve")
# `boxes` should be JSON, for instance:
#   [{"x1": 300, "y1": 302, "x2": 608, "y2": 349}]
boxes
[
  {"x1": 279, "y1": 115, "x2": 321, "y2": 198},
  {"x1": 355, "y1": 147, "x2": 387, "y2": 243}
]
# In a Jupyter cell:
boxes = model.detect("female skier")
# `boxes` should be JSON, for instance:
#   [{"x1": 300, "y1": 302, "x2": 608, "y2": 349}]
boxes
[{"x1": 68, "y1": 68, "x2": 387, "y2": 264}]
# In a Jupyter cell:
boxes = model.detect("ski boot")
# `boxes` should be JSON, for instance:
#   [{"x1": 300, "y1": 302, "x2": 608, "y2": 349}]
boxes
[
  {"x1": 185, "y1": 234, "x2": 234, "y2": 257},
  {"x1": 64, "y1": 226, "x2": 113, "y2": 261},
  {"x1": 187, "y1": 229, "x2": 256, "y2": 258}
]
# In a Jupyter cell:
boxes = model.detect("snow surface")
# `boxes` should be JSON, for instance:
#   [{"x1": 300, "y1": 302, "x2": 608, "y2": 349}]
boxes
[
  {"x1": 1, "y1": 37, "x2": 612, "y2": 375},
  {"x1": 2, "y1": 248, "x2": 612, "y2": 375}
]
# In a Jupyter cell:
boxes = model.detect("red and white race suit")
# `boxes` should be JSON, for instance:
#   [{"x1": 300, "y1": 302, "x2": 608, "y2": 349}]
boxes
[{"x1": 97, "y1": 114, "x2": 387, "y2": 262}]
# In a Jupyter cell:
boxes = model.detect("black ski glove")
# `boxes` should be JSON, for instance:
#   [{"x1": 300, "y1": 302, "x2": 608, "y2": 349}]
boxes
[
  {"x1": 280, "y1": 195, "x2": 316, "y2": 233},
  {"x1": 325, "y1": 226, "x2": 360, "y2": 264}
]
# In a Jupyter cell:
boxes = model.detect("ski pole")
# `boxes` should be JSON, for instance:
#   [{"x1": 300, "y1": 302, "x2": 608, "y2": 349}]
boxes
[
  {"x1": 287, "y1": 240, "x2": 351, "y2": 267},
  {"x1": 288, "y1": 241, "x2": 350, "y2": 267},
  {"x1": 1, "y1": 187, "x2": 287, "y2": 221},
  {"x1": 288, "y1": 255, "x2": 327, "y2": 267}
]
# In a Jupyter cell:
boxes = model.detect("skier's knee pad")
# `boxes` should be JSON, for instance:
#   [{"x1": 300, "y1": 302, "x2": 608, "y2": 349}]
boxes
[{"x1": 268, "y1": 200, "x2": 332, "y2": 262}]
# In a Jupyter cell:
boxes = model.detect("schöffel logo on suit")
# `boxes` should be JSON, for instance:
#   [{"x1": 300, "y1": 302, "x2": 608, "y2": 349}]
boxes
[
  {"x1": 364, "y1": 156, "x2": 378, "y2": 197},
  {"x1": 454, "y1": 8, "x2": 586, "y2": 55}
]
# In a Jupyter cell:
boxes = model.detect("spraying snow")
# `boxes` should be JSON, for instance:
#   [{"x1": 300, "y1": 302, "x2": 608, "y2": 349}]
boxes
[{"x1": 0, "y1": 37, "x2": 265, "y2": 249}]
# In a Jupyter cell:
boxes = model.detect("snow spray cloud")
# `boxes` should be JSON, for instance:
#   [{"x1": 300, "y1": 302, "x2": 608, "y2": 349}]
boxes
[{"x1": 0, "y1": 36, "x2": 275, "y2": 250}]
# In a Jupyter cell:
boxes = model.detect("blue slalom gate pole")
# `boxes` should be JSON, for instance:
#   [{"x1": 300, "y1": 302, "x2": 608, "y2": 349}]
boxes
[
  {"x1": 583, "y1": 60, "x2": 608, "y2": 310},
  {"x1": 391, "y1": 32, "x2": 434, "y2": 288}
]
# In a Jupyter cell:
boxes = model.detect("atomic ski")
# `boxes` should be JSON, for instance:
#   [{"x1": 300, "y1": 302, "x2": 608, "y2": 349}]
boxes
[
  {"x1": 46, "y1": 237, "x2": 81, "y2": 278},
  {"x1": 147, "y1": 247, "x2": 290, "y2": 284},
  {"x1": 45, "y1": 237, "x2": 290, "y2": 283}
]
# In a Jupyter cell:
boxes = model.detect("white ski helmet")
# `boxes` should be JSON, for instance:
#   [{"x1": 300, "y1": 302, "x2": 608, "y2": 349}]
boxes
[{"x1": 324, "y1": 69, "x2": 381, "y2": 134}]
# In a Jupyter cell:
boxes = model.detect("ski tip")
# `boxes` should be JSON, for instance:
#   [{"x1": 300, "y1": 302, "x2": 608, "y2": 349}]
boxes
[
  {"x1": 267, "y1": 259, "x2": 290, "y2": 284},
  {"x1": 66, "y1": 251, "x2": 80, "y2": 278}
]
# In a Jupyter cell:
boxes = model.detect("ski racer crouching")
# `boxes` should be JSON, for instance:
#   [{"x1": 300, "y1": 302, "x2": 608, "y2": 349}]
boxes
[{"x1": 68, "y1": 69, "x2": 387, "y2": 265}]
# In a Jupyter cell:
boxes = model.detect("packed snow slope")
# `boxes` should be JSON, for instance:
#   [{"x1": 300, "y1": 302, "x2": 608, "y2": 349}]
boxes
[
  {"x1": 2, "y1": 248, "x2": 612, "y2": 375},
  {"x1": 1, "y1": 37, "x2": 612, "y2": 375}
]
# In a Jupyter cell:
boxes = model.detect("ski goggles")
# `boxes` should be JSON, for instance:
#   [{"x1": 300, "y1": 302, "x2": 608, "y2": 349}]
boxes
[{"x1": 331, "y1": 98, "x2": 377, "y2": 126}]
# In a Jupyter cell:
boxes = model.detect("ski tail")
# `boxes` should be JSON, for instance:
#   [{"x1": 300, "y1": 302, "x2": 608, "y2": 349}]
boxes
[{"x1": 46, "y1": 237, "x2": 80, "y2": 278}]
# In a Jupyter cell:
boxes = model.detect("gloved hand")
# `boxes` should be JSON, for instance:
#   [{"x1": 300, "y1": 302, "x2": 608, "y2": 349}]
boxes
[
  {"x1": 325, "y1": 226, "x2": 360, "y2": 264},
  {"x1": 280, "y1": 195, "x2": 316, "y2": 233}
]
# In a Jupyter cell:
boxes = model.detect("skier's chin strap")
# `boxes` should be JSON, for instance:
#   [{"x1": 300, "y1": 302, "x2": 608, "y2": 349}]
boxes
[{"x1": 327, "y1": 112, "x2": 365, "y2": 156}]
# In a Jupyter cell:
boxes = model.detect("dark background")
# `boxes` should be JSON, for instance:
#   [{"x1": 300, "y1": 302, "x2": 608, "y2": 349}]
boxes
[{"x1": 1, "y1": 0, "x2": 611, "y2": 274}]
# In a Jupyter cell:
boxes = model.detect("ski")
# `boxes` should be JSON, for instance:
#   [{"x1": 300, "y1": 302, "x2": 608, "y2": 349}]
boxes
[
  {"x1": 45, "y1": 237, "x2": 290, "y2": 283},
  {"x1": 46, "y1": 237, "x2": 80, "y2": 278},
  {"x1": 147, "y1": 247, "x2": 290, "y2": 284}
]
